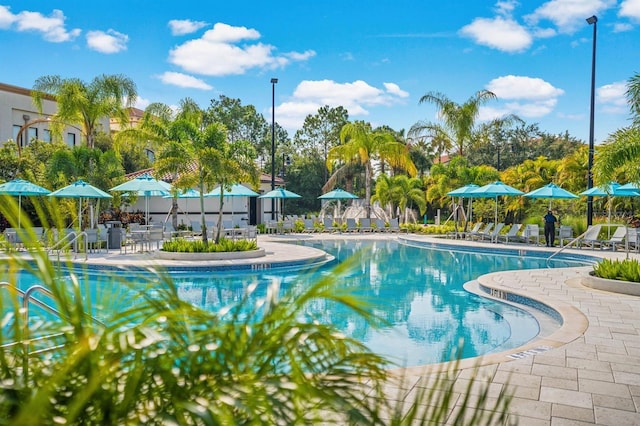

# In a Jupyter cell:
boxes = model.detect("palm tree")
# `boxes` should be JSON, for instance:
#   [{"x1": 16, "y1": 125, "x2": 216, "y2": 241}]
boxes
[
  {"x1": 326, "y1": 121, "x2": 417, "y2": 217},
  {"x1": 32, "y1": 74, "x2": 137, "y2": 149},
  {"x1": 410, "y1": 89, "x2": 497, "y2": 157},
  {"x1": 390, "y1": 175, "x2": 426, "y2": 224}
]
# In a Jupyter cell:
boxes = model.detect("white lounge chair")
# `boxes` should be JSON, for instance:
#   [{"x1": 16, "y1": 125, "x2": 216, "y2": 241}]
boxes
[
  {"x1": 345, "y1": 218, "x2": 359, "y2": 233},
  {"x1": 470, "y1": 223, "x2": 493, "y2": 241},
  {"x1": 481, "y1": 223, "x2": 505, "y2": 243},
  {"x1": 579, "y1": 224, "x2": 603, "y2": 249},
  {"x1": 359, "y1": 218, "x2": 373, "y2": 232},
  {"x1": 498, "y1": 223, "x2": 522, "y2": 244},
  {"x1": 520, "y1": 224, "x2": 540, "y2": 245}
]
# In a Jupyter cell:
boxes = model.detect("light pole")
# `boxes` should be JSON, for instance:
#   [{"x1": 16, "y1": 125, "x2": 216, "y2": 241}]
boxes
[
  {"x1": 586, "y1": 15, "x2": 597, "y2": 227},
  {"x1": 270, "y1": 78, "x2": 278, "y2": 220}
]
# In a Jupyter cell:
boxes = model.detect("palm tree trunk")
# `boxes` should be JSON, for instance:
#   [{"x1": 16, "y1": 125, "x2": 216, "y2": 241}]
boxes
[
  {"x1": 216, "y1": 190, "x2": 225, "y2": 244},
  {"x1": 365, "y1": 161, "x2": 372, "y2": 217}
]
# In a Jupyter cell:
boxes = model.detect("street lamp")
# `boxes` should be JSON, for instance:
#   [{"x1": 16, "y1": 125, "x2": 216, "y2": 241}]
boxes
[
  {"x1": 270, "y1": 78, "x2": 278, "y2": 220},
  {"x1": 586, "y1": 15, "x2": 597, "y2": 227},
  {"x1": 15, "y1": 117, "x2": 84, "y2": 157}
]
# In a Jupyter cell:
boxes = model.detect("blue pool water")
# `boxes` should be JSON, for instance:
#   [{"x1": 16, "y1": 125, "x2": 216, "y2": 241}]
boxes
[{"x1": 4, "y1": 239, "x2": 589, "y2": 367}]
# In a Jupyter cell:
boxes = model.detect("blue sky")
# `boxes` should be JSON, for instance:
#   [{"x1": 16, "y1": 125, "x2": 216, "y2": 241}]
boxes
[{"x1": 2, "y1": 1, "x2": 639, "y2": 144}]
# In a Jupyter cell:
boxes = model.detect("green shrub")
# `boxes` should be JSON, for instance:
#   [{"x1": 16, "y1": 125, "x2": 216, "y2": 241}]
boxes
[
  {"x1": 593, "y1": 258, "x2": 640, "y2": 283},
  {"x1": 161, "y1": 238, "x2": 258, "y2": 253}
]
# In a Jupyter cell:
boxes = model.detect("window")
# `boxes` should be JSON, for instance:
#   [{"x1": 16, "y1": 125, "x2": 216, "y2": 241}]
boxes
[
  {"x1": 27, "y1": 127, "x2": 37, "y2": 143},
  {"x1": 12, "y1": 125, "x2": 21, "y2": 144},
  {"x1": 43, "y1": 129, "x2": 51, "y2": 142},
  {"x1": 67, "y1": 132, "x2": 76, "y2": 147}
]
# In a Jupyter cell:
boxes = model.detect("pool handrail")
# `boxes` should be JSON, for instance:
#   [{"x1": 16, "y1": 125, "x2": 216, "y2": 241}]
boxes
[{"x1": 546, "y1": 225, "x2": 630, "y2": 266}]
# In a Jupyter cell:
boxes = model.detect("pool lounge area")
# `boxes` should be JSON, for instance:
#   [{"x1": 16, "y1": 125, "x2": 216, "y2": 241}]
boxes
[{"x1": 8, "y1": 232, "x2": 640, "y2": 424}]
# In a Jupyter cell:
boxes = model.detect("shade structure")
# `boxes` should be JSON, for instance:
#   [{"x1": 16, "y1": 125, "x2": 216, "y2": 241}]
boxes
[
  {"x1": 259, "y1": 188, "x2": 301, "y2": 221},
  {"x1": 447, "y1": 184, "x2": 479, "y2": 225},
  {"x1": 579, "y1": 181, "x2": 621, "y2": 197},
  {"x1": 318, "y1": 188, "x2": 358, "y2": 218},
  {"x1": 524, "y1": 183, "x2": 578, "y2": 208},
  {"x1": 470, "y1": 181, "x2": 524, "y2": 225},
  {"x1": 0, "y1": 178, "x2": 50, "y2": 228},
  {"x1": 205, "y1": 184, "x2": 260, "y2": 224},
  {"x1": 110, "y1": 173, "x2": 172, "y2": 225},
  {"x1": 48, "y1": 180, "x2": 112, "y2": 230}
]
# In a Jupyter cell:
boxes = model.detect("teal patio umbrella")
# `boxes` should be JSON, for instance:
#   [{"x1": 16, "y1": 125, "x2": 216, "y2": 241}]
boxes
[
  {"x1": 447, "y1": 184, "x2": 479, "y2": 224},
  {"x1": 259, "y1": 188, "x2": 301, "y2": 221},
  {"x1": 206, "y1": 184, "x2": 259, "y2": 224},
  {"x1": 524, "y1": 183, "x2": 578, "y2": 209},
  {"x1": 0, "y1": 178, "x2": 50, "y2": 228},
  {"x1": 49, "y1": 180, "x2": 112, "y2": 230},
  {"x1": 318, "y1": 188, "x2": 358, "y2": 217},
  {"x1": 110, "y1": 173, "x2": 172, "y2": 225},
  {"x1": 471, "y1": 181, "x2": 524, "y2": 225}
]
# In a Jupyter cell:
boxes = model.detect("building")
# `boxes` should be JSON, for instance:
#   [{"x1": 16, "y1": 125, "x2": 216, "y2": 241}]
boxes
[{"x1": 0, "y1": 82, "x2": 107, "y2": 149}]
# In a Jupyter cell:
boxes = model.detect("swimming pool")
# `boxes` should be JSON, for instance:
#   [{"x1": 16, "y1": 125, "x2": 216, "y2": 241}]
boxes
[{"x1": 4, "y1": 239, "x2": 589, "y2": 367}]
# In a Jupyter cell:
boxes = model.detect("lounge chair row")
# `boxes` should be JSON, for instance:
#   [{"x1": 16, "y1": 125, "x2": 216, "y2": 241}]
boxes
[
  {"x1": 303, "y1": 217, "x2": 406, "y2": 233},
  {"x1": 458, "y1": 223, "x2": 574, "y2": 246}
]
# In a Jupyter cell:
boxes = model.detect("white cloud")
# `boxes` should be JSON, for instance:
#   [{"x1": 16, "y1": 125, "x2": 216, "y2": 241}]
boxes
[
  {"x1": 134, "y1": 96, "x2": 151, "y2": 111},
  {"x1": 158, "y1": 71, "x2": 212, "y2": 90},
  {"x1": 168, "y1": 22, "x2": 315, "y2": 76},
  {"x1": 0, "y1": 6, "x2": 81, "y2": 42},
  {"x1": 487, "y1": 75, "x2": 564, "y2": 100},
  {"x1": 276, "y1": 80, "x2": 409, "y2": 130},
  {"x1": 526, "y1": 0, "x2": 616, "y2": 34},
  {"x1": 0, "y1": 6, "x2": 16, "y2": 28},
  {"x1": 460, "y1": 16, "x2": 532, "y2": 52},
  {"x1": 613, "y1": 22, "x2": 634, "y2": 32},
  {"x1": 483, "y1": 75, "x2": 563, "y2": 119},
  {"x1": 86, "y1": 29, "x2": 128, "y2": 54},
  {"x1": 620, "y1": 0, "x2": 640, "y2": 20},
  {"x1": 383, "y1": 82, "x2": 409, "y2": 98},
  {"x1": 597, "y1": 81, "x2": 628, "y2": 113},
  {"x1": 168, "y1": 19, "x2": 208, "y2": 36}
]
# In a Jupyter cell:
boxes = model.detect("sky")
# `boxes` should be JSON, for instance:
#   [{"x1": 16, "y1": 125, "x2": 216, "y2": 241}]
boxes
[{"x1": 1, "y1": 0, "x2": 639, "y2": 145}]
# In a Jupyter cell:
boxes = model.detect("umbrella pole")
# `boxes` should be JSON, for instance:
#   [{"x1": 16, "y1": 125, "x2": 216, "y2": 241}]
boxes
[
  {"x1": 18, "y1": 195, "x2": 22, "y2": 229},
  {"x1": 494, "y1": 195, "x2": 498, "y2": 225}
]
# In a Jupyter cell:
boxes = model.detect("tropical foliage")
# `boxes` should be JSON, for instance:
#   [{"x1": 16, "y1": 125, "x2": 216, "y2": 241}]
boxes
[
  {"x1": 593, "y1": 258, "x2": 640, "y2": 283},
  {"x1": 32, "y1": 74, "x2": 137, "y2": 149}
]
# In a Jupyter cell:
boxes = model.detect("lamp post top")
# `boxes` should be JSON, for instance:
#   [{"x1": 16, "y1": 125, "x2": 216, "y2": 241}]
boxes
[
  {"x1": 271, "y1": 78, "x2": 278, "y2": 84},
  {"x1": 587, "y1": 15, "x2": 597, "y2": 24}
]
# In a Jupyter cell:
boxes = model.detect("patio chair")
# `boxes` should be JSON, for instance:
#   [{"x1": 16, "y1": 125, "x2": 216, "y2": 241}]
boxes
[
  {"x1": 345, "y1": 218, "x2": 359, "y2": 233},
  {"x1": 459, "y1": 222, "x2": 482, "y2": 240},
  {"x1": 578, "y1": 224, "x2": 603, "y2": 249},
  {"x1": 628, "y1": 227, "x2": 639, "y2": 253},
  {"x1": 359, "y1": 218, "x2": 373, "y2": 232},
  {"x1": 520, "y1": 224, "x2": 540, "y2": 245},
  {"x1": 498, "y1": 223, "x2": 522, "y2": 244},
  {"x1": 302, "y1": 219, "x2": 316, "y2": 233},
  {"x1": 481, "y1": 222, "x2": 505, "y2": 243},
  {"x1": 388, "y1": 218, "x2": 405, "y2": 233},
  {"x1": 375, "y1": 218, "x2": 388, "y2": 233},
  {"x1": 600, "y1": 226, "x2": 627, "y2": 251},
  {"x1": 85, "y1": 228, "x2": 106, "y2": 253},
  {"x1": 558, "y1": 225, "x2": 573, "y2": 246},
  {"x1": 470, "y1": 223, "x2": 493, "y2": 241}
]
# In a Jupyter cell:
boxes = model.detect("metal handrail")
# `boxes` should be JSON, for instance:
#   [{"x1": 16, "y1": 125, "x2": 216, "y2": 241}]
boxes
[
  {"x1": 0, "y1": 282, "x2": 104, "y2": 355},
  {"x1": 47, "y1": 230, "x2": 88, "y2": 261}
]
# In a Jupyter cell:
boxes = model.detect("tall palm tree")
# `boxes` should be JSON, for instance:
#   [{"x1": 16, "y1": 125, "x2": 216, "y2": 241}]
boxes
[
  {"x1": 32, "y1": 74, "x2": 137, "y2": 149},
  {"x1": 409, "y1": 89, "x2": 497, "y2": 157},
  {"x1": 326, "y1": 121, "x2": 417, "y2": 217}
]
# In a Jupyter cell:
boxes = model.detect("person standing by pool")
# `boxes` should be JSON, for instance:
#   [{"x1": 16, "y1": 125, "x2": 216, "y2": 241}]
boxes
[{"x1": 543, "y1": 210, "x2": 558, "y2": 247}]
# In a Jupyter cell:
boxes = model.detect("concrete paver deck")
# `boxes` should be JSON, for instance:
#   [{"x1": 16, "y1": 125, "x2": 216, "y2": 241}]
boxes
[{"x1": 32, "y1": 233, "x2": 640, "y2": 424}]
